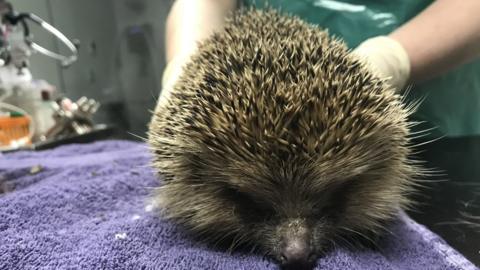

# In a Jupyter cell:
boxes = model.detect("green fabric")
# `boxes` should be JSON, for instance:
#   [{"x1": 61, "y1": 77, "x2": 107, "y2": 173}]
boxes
[{"x1": 244, "y1": 0, "x2": 480, "y2": 138}]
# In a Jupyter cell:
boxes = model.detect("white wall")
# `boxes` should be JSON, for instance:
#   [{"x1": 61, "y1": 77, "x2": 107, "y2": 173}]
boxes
[{"x1": 110, "y1": 0, "x2": 172, "y2": 136}]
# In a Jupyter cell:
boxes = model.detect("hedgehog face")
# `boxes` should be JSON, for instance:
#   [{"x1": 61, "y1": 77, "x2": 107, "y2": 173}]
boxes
[
  {"x1": 217, "y1": 170, "x2": 337, "y2": 268},
  {"x1": 224, "y1": 188, "x2": 331, "y2": 269}
]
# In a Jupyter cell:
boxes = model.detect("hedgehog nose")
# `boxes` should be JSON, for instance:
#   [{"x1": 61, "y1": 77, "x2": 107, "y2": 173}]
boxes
[{"x1": 280, "y1": 238, "x2": 314, "y2": 269}]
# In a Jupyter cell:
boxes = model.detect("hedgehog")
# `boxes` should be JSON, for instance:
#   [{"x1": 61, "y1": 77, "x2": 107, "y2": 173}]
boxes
[{"x1": 148, "y1": 8, "x2": 421, "y2": 270}]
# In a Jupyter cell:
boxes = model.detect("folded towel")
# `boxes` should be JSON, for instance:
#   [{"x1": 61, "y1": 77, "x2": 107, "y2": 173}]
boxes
[{"x1": 0, "y1": 140, "x2": 477, "y2": 270}]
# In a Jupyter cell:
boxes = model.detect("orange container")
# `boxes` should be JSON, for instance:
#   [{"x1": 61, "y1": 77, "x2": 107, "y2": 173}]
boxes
[{"x1": 0, "y1": 116, "x2": 31, "y2": 146}]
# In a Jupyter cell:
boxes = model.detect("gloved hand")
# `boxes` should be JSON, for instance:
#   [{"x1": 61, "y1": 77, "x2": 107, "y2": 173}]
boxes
[
  {"x1": 159, "y1": 0, "x2": 236, "y2": 106},
  {"x1": 352, "y1": 36, "x2": 411, "y2": 92},
  {"x1": 159, "y1": 54, "x2": 190, "y2": 106}
]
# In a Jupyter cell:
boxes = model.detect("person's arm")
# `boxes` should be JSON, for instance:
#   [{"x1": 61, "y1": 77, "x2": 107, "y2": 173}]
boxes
[
  {"x1": 354, "y1": 0, "x2": 480, "y2": 91},
  {"x1": 390, "y1": 0, "x2": 480, "y2": 83},
  {"x1": 162, "y1": 0, "x2": 237, "y2": 91}
]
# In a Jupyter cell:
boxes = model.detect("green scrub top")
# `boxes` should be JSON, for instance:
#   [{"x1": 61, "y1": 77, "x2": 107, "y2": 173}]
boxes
[{"x1": 243, "y1": 0, "x2": 480, "y2": 139}]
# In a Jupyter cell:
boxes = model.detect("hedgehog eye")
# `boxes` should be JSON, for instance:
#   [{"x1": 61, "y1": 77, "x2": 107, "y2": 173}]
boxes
[
  {"x1": 314, "y1": 181, "x2": 356, "y2": 219},
  {"x1": 222, "y1": 186, "x2": 274, "y2": 220}
]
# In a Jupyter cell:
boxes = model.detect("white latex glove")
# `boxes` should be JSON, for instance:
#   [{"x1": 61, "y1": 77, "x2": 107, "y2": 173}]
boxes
[
  {"x1": 159, "y1": 55, "x2": 189, "y2": 106},
  {"x1": 352, "y1": 36, "x2": 411, "y2": 92}
]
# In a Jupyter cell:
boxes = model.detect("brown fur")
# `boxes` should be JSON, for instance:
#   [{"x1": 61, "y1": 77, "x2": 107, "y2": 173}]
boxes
[{"x1": 148, "y1": 8, "x2": 421, "y2": 266}]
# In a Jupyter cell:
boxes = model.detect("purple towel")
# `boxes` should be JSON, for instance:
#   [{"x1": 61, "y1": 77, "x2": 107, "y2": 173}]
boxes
[{"x1": 0, "y1": 140, "x2": 477, "y2": 270}]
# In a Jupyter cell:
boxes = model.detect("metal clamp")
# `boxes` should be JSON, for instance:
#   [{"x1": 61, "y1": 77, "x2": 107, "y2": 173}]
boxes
[{"x1": 4, "y1": 12, "x2": 79, "y2": 67}]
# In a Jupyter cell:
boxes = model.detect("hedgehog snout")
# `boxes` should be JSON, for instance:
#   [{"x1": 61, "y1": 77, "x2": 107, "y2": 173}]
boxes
[
  {"x1": 276, "y1": 219, "x2": 317, "y2": 270},
  {"x1": 279, "y1": 235, "x2": 314, "y2": 269}
]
